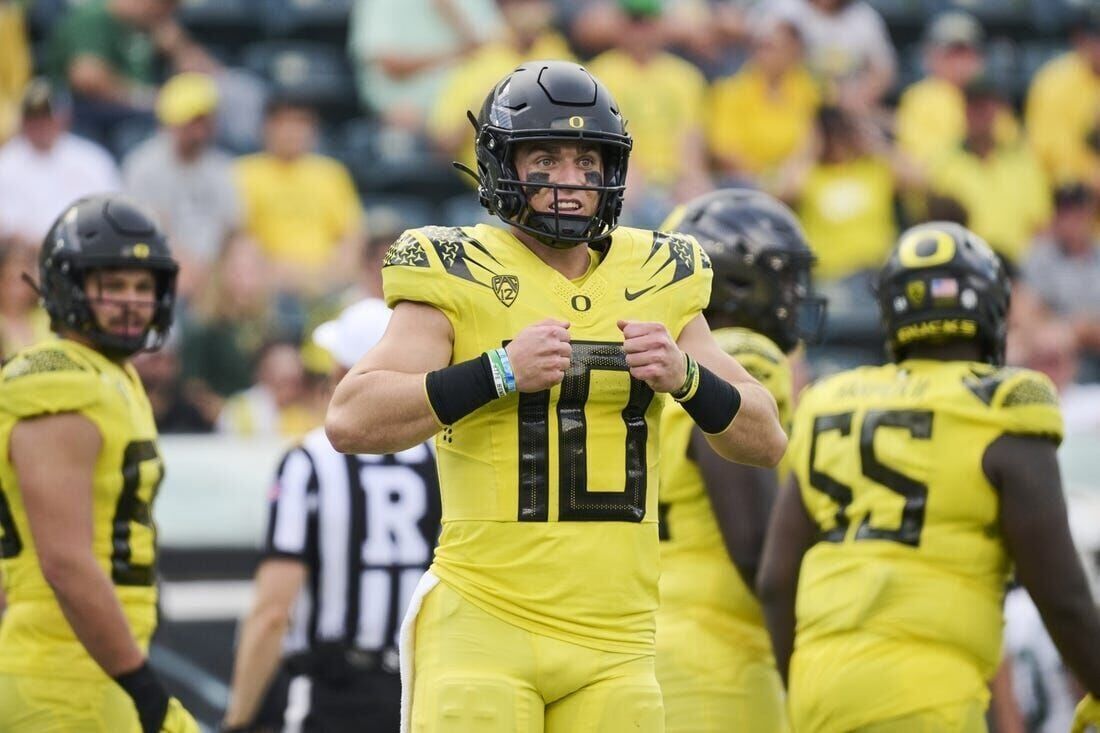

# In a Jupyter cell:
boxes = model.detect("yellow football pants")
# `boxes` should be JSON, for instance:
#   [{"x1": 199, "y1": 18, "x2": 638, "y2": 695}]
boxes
[
  {"x1": 0, "y1": 673, "x2": 139, "y2": 732},
  {"x1": 410, "y1": 580, "x2": 664, "y2": 733},
  {"x1": 656, "y1": 610, "x2": 789, "y2": 733}
]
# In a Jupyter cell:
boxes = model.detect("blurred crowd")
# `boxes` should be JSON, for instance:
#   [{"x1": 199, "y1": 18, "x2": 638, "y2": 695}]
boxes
[{"x1": 2, "y1": 0, "x2": 1100, "y2": 439}]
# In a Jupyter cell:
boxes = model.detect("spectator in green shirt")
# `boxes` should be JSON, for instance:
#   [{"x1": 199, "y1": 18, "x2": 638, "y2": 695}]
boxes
[{"x1": 48, "y1": 0, "x2": 213, "y2": 152}]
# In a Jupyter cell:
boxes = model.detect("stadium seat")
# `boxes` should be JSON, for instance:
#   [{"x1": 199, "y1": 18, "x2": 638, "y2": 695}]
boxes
[
  {"x1": 178, "y1": 0, "x2": 261, "y2": 48},
  {"x1": 334, "y1": 118, "x2": 463, "y2": 202},
  {"x1": 805, "y1": 344, "x2": 887, "y2": 379},
  {"x1": 1032, "y1": 0, "x2": 1077, "y2": 35},
  {"x1": 241, "y1": 41, "x2": 358, "y2": 119},
  {"x1": 363, "y1": 195, "x2": 440, "y2": 230},
  {"x1": 1019, "y1": 41, "x2": 1066, "y2": 88},
  {"x1": 261, "y1": 0, "x2": 354, "y2": 43},
  {"x1": 927, "y1": 0, "x2": 1034, "y2": 34},
  {"x1": 867, "y1": 0, "x2": 926, "y2": 30},
  {"x1": 895, "y1": 43, "x2": 926, "y2": 94},
  {"x1": 27, "y1": 0, "x2": 75, "y2": 43}
]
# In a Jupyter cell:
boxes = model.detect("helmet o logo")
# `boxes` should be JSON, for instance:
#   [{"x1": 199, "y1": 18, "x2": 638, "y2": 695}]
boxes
[
  {"x1": 568, "y1": 116, "x2": 585, "y2": 129},
  {"x1": 897, "y1": 230, "x2": 956, "y2": 269},
  {"x1": 132, "y1": 243, "x2": 150, "y2": 259}
]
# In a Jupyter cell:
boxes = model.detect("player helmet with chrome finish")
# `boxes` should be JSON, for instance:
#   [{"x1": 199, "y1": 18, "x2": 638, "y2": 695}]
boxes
[
  {"x1": 472, "y1": 60, "x2": 632, "y2": 248},
  {"x1": 39, "y1": 194, "x2": 178, "y2": 359},
  {"x1": 665, "y1": 189, "x2": 826, "y2": 353},
  {"x1": 876, "y1": 221, "x2": 1009, "y2": 365}
]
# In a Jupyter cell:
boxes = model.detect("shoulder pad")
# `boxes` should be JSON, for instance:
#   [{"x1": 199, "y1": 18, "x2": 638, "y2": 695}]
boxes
[
  {"x1": 384, "y1": 226, "x2": 506, "y2": 286},
  {"x1": 636, "y1": 230, "x2": 709, "y2": 292},
  {"x1": 712, "y1": 329, "x2": 791, "y2": 424},
  {"x1": 0, "y1": 345, "x2": 102, "y2": 418},
  {"x1": 713, "y1": 328, "x2": 783, "y2": 366},
  {"x1": 381, "y1": 226, "x2": 513, "y2": 315},
  {"x1": 2, "y1": 347, "x2": 87, "y2": 381},
  {"x1": 965, "y1": 366, "x2": 1063, "y2": 443}
]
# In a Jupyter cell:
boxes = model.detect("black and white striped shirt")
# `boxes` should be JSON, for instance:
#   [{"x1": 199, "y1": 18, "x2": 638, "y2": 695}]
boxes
[{"x1": 264, "y1": 427, "x2": 440, "y2": 661}]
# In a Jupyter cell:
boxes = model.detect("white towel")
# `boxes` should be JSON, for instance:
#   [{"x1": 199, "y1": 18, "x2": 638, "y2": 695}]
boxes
[{"x1": 398, "y1": 570, "x2": 440, "y2": 733}]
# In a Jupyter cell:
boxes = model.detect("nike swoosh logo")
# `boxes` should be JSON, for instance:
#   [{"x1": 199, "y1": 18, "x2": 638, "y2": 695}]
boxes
[{"x1": 624, "y1": 285, "x2": 655, "y2": 301}]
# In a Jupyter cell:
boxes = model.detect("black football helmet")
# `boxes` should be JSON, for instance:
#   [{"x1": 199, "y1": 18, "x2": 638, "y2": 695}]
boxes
[
  {"x1": 471, "y1": 60, "x2": 632, "y2": 248},
  {"x1": 876, "y1": 221, "x2": 1009, "y2": 365},
  {"x1": 666, "y1": 189, "x2": 826, "y2": 353},
  {"x1": 39, "y1": 195, "x2": 178, "y2": 359}
]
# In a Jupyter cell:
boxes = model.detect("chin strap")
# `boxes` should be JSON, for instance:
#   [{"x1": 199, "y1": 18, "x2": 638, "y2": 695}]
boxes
[
  {"x1": 452, "y1": 161, "x2": 480, "y2": 186},
  {"x1": 454, "y1": 111, "x2": 484, "y2": 186},
  {"x1": 20, "y1": 271, "x2": 43, "y2": 298}
]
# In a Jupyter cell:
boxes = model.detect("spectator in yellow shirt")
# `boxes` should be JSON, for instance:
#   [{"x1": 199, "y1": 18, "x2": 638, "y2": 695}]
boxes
[
  {"x1": 773, "y1": 106, "x2": 922, "y2": 282},
  {"x1": 235, "y1": 97, "x2": 363, "y2": 297},
  {"x1": 896, "y1": 11, "x2": 1017, "y2": 167},
  {"x1": 0, "y1": 0, "x2": 30, "y2": 144},
  {"x1": 589, "y1": 0, "x2": 710, "y2": 223},
  {"x1": 1025, "y1": 6, "x2": 1100, "y2": 191},
  {"x1": 429, "y1": 0, "x2": 573, "y2": 179},
  {"x1": 707, "y1": 17, "x2": 819, "y2": 185},
  {"x1": 932, "y1": 78, "x2": 1051, "y2": 267}
]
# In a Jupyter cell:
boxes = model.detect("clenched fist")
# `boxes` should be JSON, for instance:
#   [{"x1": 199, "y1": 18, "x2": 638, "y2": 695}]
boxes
[
  {"x1": 619, "y1": 320, "x2": 688, "y2": 393},
  {"x1": 505, "y1": 319, "x2": 572, "y2": 392}
]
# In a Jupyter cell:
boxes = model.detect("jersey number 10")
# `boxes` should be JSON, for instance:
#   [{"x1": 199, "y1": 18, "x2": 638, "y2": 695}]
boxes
[{"x1": 517, "y1": 341, "x2": 654, "y2": 523}]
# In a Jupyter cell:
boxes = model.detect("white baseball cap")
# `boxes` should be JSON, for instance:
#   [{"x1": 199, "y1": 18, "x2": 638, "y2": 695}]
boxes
[{"x1": 312, "y1": 297, "x2": 392, "y2": 369}]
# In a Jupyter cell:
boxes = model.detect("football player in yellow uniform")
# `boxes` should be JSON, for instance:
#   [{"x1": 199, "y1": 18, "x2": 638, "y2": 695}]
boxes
[
  {"x1": 326, "y1": 60, "x2": 788, "y2": 733},
  {"x1": 758, "y1": 222, "x2": 1100, "y2": 733},
  {"x1": 0, "y1": 195, "x2": 198, "y2": 733},
  {"x1": 655, "y1": 189, "x2": 824, "y2": 733}
]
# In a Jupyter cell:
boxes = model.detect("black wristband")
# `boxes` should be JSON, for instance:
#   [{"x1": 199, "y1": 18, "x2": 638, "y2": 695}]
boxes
[
  {"x1": 425, "y1": 353, "x2": 501, "y2": 425},
  {"x1": 114, "y1": 661, "x2": 169, "y2": 733},
  {"x1": 680, "y1": 364, "x2": 741, "y2": 434}
]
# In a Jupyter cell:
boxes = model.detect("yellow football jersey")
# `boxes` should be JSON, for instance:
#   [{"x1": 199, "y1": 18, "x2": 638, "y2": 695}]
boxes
[
  {"x1": 657, "y1": 328, "x2": 791, "y2": 654},
  {"x1": 383, "y1": 223, "x2": 712, "y2": 654},
  {"x1": 786, "y1": 359, "x2": 1064, "y2": 732},
  {"x1": 0, "y1": 338, "x2": 162, "y2": 681}
]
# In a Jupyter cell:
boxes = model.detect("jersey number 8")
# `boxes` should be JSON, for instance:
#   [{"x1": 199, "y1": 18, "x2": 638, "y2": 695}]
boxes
[{"x1": 0, "y1": 440, "x2": 162, "y2": 584}]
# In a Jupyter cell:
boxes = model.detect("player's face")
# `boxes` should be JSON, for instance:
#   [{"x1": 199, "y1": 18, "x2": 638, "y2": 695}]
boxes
[
  {"x1": 85, "y1": 268, "x2": 158, "y2": 339},
  {"x1": 513, "y1": 142, "x2": 604, "y2": 219}
]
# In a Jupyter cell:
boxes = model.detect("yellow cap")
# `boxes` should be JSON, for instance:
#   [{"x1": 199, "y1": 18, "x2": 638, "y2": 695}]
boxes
[{"x1": 156, "y1": 73, "x2": 219, "y2": 126}]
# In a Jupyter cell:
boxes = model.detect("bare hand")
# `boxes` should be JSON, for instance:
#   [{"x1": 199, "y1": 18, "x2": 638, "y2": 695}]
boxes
[
  {"x1": 618, "y1": 320, "x2": 688, "y2": 393},
  {"x1": 505, "y1": 319, "x2": 572, "y2": 392}
]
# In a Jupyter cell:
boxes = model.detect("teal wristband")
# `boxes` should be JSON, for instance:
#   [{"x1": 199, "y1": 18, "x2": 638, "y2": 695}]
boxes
[
  {"x1": 496, "y1": 347, "x2": 516, "y2": 393},
  {"x1": 486, "y1": 348, "x2": 517, "y2": 397}
]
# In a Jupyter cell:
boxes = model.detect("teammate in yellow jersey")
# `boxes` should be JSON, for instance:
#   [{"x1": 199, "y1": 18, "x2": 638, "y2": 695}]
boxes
[
  {"x1": 326, "y1": 60, "x2": 788, "y2": 733},
  {"x1": 655, "y1": 189, "x2": 825, "y2": 733},
  {"x1": 0, "y1": 195, "x2": 198, "y2": 733},
  {"x1": 758, "y1": 221, "x2": 1100, "y2": 733}
]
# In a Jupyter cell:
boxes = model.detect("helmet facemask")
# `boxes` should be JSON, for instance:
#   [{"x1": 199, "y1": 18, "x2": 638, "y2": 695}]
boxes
[
  {"x1": 46, "y1": 260, "x2": 178, "y2": 360},
  {"x1": 480, "y1": 131, "x2": 630, "y2": 249}
]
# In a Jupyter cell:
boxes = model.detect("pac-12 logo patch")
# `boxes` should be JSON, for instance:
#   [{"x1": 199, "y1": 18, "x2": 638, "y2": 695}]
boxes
[{"x1": 492, "y1": 274, "x2": 519, "y2": 307}]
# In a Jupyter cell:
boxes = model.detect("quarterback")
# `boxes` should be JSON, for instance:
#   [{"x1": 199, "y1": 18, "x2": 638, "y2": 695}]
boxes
[
  {"x1": 758, "y1": 222, "x2": 1100, "y2": 732},
  {"x1": 0, "y1": 195, "x2": 197, "y2": 732},
  {"x1": 656, "y1": 189, "x2": 824, "y2": 733},
  {"x1": 326, "y1": 60, "x2": 787, "y2": 732}
]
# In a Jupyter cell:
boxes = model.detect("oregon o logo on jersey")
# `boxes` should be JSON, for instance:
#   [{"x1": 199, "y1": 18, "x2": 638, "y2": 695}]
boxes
[{"x1": 898, "y1": 229, "x2": 956, "y2": 269}]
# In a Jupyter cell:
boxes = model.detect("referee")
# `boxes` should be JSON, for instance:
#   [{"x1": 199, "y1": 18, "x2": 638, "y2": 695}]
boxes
[{"x1": 221, "y1": 297, "x2": 440, "y2": 732}]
